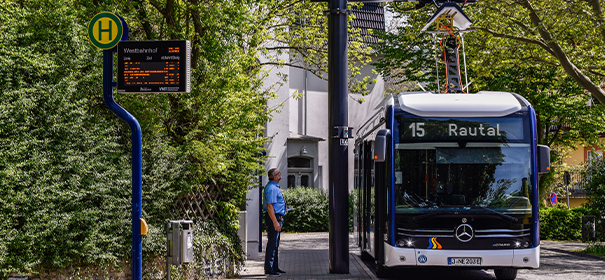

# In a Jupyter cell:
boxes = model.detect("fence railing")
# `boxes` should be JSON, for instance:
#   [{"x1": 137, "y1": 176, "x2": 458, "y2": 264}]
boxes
[{"x1": 557, "y1": 171, "x2": 589, "y2": 198}]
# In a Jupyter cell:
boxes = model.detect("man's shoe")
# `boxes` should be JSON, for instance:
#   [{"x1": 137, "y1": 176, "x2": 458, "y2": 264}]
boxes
[
  {"x1": 264, "y1": 271, "x2": 281, "y2": 276},
  {"x1": 275, "y1": 269, "x2": 286, "y2": 273}
]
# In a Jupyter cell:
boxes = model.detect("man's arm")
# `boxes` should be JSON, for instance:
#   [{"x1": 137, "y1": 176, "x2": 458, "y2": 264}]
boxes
[{"x1": 267, "y1": 203, "x2": 281, "y2": 232}]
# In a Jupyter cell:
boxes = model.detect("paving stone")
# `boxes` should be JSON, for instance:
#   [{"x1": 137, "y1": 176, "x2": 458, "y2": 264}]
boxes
[{"x1": 237, "y1": 232, "x2": 376, "y2": 279}]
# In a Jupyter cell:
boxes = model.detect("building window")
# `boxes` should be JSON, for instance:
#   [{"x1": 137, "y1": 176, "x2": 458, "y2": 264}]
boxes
[
  {"x1": 288, "y1": 175, "x2": 296, "y2": 189},
  {"x1": 288, "y1": 157, "x2": 311, "y2": 168},
  {"x1": 288, "y1": 172, "x2": 313, "y2": 188},
  {"x1": 588, "y1": 149, "x2": 603, "y2": 161}
]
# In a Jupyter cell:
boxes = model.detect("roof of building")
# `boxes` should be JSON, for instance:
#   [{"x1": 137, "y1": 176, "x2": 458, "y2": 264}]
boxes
[
  {"x1": 350, "y1": 3, "x2": 385, "y2": 47},
  {"x1": 288, "y1": 132, "x2": 326, "y2": 142}
]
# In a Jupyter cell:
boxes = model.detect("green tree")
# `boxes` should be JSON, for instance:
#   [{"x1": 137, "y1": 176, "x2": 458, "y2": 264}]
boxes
[
  {"x1": 110, "y1": 0, "x2": 376, "y2": 209},
  {"x1": 0, "y1": 0, "x2": 136, "y2": 273},
  {"x1": 470, "y1": 0, "x2": 605, "y2": 105}
]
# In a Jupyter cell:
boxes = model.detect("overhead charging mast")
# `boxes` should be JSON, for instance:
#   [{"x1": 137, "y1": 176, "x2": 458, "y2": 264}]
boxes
[{"x1": 395, "y1": 0, "x2": 475, "y2": 93}]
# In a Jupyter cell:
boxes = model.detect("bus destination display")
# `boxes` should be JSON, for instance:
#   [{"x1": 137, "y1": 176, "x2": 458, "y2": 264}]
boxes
[
  {"x1": 117, "y1": 40, "x2": 191, "y2": 93},
  {"x1": 399, "y1": 116, "x2": 526, "y2": 141}
]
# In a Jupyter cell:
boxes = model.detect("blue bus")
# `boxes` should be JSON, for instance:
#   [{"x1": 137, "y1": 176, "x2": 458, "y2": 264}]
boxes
[{"x1": 354, "y1": 91, "x2": 550, "y2": 280}]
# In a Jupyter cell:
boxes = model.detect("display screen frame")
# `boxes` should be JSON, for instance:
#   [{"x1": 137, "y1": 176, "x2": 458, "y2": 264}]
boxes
[{"x1": 117, "y1": 40, "x2": 191, "y2": 93}]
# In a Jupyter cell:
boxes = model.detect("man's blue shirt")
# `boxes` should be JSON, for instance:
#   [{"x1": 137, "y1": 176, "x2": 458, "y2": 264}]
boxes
[{"x1": 263, "y1": 181, "x2": 286, "y2": 216}]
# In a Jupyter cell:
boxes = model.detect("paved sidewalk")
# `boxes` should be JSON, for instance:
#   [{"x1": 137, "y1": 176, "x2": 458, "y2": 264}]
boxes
[
  {"x1": 237, "y1": 232, "x2": 377, "y2": 279},
  {"x1": 236, "y1": 233, "x2": 604, "y2": 279},
  {"x1": 540, "y1": 240, "x2": 605, "y2": 261}
]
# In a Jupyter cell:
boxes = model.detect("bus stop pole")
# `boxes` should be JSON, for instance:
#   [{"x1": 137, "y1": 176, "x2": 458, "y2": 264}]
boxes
[
  {"x1": 103, "y1": 50, "x2": 144, "y2": 280},
  {"x1": 327, "y1": 0, "x2": 349, "y2": 274}
]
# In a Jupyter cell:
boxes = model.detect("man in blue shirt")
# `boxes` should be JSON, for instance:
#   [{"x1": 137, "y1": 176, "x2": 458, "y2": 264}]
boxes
[{"x1": 264, "y1": 168, "x2": 286, "y2": 276}]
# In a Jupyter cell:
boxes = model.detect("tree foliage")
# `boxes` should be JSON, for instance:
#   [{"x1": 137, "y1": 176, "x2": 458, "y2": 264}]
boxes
[
  {"x1": 373, "y1": 7, "x2": 439, "y2": 92},
  {"x1": 0, "y1": 0, "x2": 134, "y2": 272},
  {"x1": 470, "y1": 0, "x2": 605, "y2": 105}
]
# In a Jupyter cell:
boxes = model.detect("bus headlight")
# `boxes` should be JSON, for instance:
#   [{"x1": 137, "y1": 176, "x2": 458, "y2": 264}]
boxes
[{"x1": 396, "y1": 239, "x2": 414, "y2": 247}]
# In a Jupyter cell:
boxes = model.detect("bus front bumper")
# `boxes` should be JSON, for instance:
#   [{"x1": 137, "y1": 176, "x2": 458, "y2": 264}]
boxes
[{"x1": 384, "y1": 243, "x2": 539, "y2": 269}]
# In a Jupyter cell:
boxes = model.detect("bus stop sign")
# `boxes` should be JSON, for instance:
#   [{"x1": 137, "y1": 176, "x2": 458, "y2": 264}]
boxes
[{"x1": 88, "y1": 12, "x2": 123, "y2": 50}]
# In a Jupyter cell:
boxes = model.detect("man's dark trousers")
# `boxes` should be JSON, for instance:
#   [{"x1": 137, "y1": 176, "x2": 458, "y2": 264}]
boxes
[{"x1": 264, "y1": 213, "x2": 283, "y2": 273}]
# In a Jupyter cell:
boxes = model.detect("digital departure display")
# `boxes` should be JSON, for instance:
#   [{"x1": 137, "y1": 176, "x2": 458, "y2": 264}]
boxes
[
  {"x1": 117, "y1": 40, "x2": 191, "y2": 93},
  {"x1": 397, "y1": 116, "x2": 526, "y2": 142}
]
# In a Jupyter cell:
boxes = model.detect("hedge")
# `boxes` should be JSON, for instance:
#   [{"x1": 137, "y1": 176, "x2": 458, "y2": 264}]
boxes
[
  {"x1": 539, "y1": 207, "x2": 588, "y2": 240},
  {"x1": 281, "y1": 188, "x2": 330, "y2": 232},
  {"x1": 278, "y1": 188, "x2": 355, "y2": 233}
]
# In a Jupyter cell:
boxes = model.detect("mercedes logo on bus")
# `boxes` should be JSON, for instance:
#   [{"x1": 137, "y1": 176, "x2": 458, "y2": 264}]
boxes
[{"x1": 455, "y1": 224, "x2": 474, "y2": 242}]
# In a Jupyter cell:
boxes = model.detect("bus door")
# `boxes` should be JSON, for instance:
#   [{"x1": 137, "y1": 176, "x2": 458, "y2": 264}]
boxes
[{"x1": 364, "y1": 140, "x2": 375, "y2": 256}]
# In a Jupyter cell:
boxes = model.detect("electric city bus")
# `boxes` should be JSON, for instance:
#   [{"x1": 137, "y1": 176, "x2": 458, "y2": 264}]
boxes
[{"x1": 354, "y1": 91, "x2": 550, "y2": 280}]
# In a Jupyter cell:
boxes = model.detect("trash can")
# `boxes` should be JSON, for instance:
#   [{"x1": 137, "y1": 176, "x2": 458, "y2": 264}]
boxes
[{"x1": 582, "y1": 215, "x2": 596, "y2": 242}]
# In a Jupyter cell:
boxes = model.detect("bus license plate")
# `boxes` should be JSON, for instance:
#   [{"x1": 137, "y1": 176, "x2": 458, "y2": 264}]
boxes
[{"x1": 448, "y1": 257, "x2": 482, "y2": 266}]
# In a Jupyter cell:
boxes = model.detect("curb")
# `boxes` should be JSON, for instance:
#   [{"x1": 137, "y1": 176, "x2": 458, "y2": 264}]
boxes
[{"x1": 352, "y1": 253, "x2": 378, "y2": 280}]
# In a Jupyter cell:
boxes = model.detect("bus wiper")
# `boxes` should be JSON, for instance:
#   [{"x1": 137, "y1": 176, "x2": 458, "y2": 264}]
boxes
[{"x1": 474, "y1": 206, "x2": 518, "y2": 223}]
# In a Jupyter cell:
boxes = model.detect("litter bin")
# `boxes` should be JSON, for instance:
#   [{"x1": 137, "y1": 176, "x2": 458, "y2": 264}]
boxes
[{"x1": 582, "y1": 215, "x2": 596, "y2": 242}]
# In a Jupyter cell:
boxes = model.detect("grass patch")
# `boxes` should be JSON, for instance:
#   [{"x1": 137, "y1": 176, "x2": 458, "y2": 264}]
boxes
[{"x1": 580, "y1": 243, "x2": 605, "y2": 258}]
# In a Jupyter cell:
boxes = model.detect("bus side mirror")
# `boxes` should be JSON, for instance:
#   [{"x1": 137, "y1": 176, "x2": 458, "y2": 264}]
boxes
[
  {"x1": 537, "y1": 145, "x2": 550, "y2": 174},
  {"x1": 374, "y1": 129, "x2": 391, "y2": 162}
]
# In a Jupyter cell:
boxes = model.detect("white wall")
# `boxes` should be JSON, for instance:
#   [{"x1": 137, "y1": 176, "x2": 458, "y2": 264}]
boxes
[{"x1": 288, "y1": 62, "x2": 385, "y2": 192}]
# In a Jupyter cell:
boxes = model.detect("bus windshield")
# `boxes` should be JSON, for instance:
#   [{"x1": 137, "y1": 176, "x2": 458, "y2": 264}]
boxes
[{"x1": 394, "y1": 115, "x2": 532, "y2": 213}]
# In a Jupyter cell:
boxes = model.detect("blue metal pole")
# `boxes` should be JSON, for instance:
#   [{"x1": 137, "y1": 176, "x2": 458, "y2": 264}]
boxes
[
  {"x1": 103, "y1": 50, "x2": 143, "y2": 279},
  {"x1": 327, "y1": 0, "x2": 349, "y2": 274}
]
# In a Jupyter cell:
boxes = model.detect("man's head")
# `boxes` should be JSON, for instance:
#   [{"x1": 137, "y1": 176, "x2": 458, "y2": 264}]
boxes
[{"x1": 268, "y1": 168, "x2": 282, "y2": 183}]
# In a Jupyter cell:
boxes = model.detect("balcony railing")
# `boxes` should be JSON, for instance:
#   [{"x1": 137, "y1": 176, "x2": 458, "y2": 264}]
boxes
[{"x1": 557, "y1": 171, "x2": 589, "y2": 198}]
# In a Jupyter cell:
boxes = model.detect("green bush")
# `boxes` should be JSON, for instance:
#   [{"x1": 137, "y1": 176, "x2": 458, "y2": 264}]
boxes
[
  {"x1": 149, "y1": 220, "x2": 244, "y2": 279},
  {"x1": 281, "y1": 188, "x2": 330, "y2": 232},
  {"x1": 539, "y1": 206, "x2": 590, "y2": 240},
  {"x1": 278, "y1": 188, "x2": 356, "y2": 233}
]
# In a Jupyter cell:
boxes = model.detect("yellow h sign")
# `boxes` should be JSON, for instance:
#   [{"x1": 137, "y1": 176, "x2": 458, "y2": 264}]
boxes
[{"x1": 88, "y1": 12, "x2": 123, "y2": 50}]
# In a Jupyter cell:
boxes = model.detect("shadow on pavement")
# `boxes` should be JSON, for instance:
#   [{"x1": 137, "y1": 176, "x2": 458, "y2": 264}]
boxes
[{"x1": 358, "y1": 257, "x2": 497, "y2": 280}]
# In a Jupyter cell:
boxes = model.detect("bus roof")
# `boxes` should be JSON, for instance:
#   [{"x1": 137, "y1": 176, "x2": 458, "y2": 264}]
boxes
[{"x1": 397, "y1": 91, "x2": 527, "y2": 117}]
